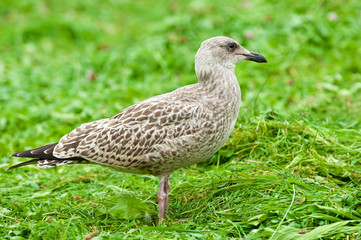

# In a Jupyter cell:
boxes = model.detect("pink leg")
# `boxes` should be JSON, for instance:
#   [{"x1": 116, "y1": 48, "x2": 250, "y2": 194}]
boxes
[
  {"x1": 157, "y1": 174, "x2": 171, "y2": 224},
  {"x1": 163, "y1": 177, "x2": 170, "y2": 218},
  {"x1": 157, "y1": 180, "x2": 165, "y2": 224}
]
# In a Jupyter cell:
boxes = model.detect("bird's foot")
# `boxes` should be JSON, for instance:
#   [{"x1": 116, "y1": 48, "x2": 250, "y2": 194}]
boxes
[{"x1": 158, "y1": 214, "x2": 170, "y2": 224}]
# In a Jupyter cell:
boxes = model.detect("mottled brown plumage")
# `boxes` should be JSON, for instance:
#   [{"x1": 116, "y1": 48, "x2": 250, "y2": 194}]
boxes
[{"x1": 8, "y1": 36, "x2": 267, "y2": 223}]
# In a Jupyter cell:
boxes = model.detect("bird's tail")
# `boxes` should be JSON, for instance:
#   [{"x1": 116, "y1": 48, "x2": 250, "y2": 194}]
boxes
[
  {"x1": 6, "y1": 159, "x2": 41, "y2": 171},
  {"x1": 8, "y1": 142, "x2": 89, "y2": 171}
]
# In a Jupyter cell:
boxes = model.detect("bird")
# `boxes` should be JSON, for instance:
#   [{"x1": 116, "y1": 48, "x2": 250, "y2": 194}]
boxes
[{"x1": 7, "y1": 36, "x2": 267, "y2": 223}]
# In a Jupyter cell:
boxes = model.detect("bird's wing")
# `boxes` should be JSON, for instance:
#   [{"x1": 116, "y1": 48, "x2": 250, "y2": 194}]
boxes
[{"x1": 53, "y1": 98, "x2": 209, "y2": 169}]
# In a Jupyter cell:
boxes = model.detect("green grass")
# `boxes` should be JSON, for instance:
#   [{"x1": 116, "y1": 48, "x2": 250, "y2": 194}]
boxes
[{"x1": 1, "y1": 0, "x2": 361, "y2": 239}]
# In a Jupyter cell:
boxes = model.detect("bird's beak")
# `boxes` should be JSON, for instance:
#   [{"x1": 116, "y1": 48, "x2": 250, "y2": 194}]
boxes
[{"x1": 241, "y1": 51, "x2": 267, "y2": 63}]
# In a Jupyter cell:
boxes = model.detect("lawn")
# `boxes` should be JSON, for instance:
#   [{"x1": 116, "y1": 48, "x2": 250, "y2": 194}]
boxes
[{"x1": 1, "y1": 0, "x2": 361, "y2": 239}]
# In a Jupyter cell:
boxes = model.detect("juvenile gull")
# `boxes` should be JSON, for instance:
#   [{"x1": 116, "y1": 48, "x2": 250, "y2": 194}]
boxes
[{"x1": 8, "y1": 36, "x2": 267, "y2": 223}]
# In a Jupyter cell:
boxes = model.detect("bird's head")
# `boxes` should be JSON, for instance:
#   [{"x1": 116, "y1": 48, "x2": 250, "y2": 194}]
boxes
[{"x1": 195, "y1": 36, "x2": 267, "y2": 79}]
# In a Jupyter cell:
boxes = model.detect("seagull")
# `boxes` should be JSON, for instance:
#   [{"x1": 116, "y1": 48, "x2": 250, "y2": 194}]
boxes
[{"x1": 8, "y1": 36, "x2": 267, "y2": 223}]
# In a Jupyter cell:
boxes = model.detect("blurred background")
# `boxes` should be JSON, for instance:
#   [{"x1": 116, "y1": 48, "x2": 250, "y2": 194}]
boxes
[
  {"x1": 1, "y1": 0, "x2": 360, "y2": 149},
  {"x1": 1, "y1": 0, "x2": 361, "y2": 239}
]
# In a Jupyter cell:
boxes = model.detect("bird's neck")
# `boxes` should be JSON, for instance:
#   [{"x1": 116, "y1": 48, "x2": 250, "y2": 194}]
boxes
[
  {"x1": 195, "y1": 58, "x2": 235, "y2": 80},
  {"x1": 197, "y1": 64, "x2": 240, "y2": 95},
  {"x1": 196, "y1": 64, "x2": 241, "y2": 116}
]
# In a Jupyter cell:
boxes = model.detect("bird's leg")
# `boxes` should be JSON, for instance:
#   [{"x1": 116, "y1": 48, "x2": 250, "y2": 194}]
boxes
[
  {"x1": 163, "y1": 176, "x2": 170, "y2": 219},
  {"x1": 158, "y1": 174, "x2": 170, "y2": 224},
  {"x1": 157, "y1": 176, "x2": 166, "y2": 224}
]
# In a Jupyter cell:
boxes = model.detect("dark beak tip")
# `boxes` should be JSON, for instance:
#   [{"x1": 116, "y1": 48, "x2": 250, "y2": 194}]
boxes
[{"x1": 249, "y1": 51, "x2": 267, "y2": 63}]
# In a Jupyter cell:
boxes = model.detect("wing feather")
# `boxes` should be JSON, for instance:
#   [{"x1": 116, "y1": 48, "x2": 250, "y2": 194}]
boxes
[{"x1": 53, "y1": 98, "x2": 207, "y2": 170}]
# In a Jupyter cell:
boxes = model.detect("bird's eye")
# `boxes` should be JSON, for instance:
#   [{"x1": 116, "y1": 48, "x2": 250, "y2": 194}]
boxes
[{"x1": 228, "y1": 43, "x2": 235, "y2": 49}]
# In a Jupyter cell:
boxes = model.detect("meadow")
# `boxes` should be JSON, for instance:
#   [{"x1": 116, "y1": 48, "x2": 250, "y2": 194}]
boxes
[{"x1": 1, "y1": 0, "x2": 361, "y2": 239}]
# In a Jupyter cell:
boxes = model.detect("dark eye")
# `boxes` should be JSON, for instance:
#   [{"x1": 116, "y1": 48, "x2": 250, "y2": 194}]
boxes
[{"x1": 227, "y1": 43, "x2": 235, "y2": 48}]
